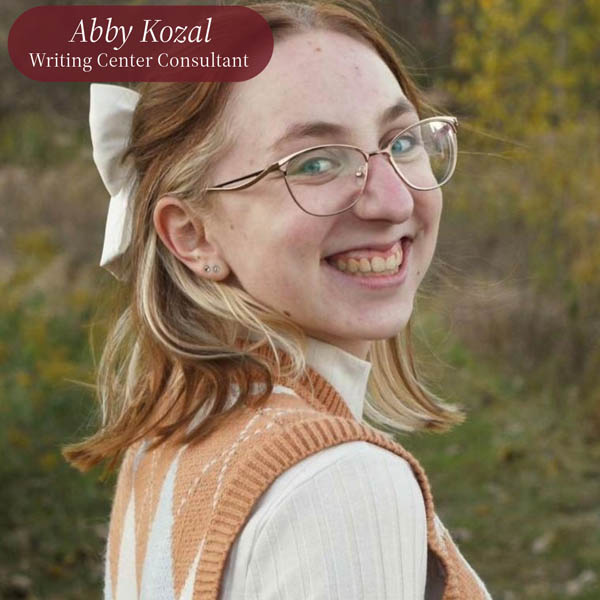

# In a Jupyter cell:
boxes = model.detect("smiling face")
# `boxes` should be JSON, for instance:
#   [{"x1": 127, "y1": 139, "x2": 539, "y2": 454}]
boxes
[{"x1": 203, "y1": 30, "x2": 443, "y2": 359}]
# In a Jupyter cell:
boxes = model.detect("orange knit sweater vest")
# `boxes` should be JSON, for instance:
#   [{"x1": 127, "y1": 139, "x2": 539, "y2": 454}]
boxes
[{"x1": 105, "y1": 342, "x2": 491, "y2": 599}]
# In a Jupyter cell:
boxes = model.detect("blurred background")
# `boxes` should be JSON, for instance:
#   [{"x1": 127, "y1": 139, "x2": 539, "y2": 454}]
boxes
[{"x1": 1, "y1": 0, "x2": 599, "y2": 598}]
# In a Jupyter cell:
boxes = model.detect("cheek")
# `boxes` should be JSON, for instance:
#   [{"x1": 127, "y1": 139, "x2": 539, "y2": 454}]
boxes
[
  {"x1": 411, "y1": 190, "x2": 442, "y2": 279},
  {"x1": 217, "y1": 200, "x2": 325, "y2": 289},
  {"x1": 250, "y1": 222, "x2": 327, "y2": 305},
  {"x1": 255, "y1": 214, "x2": 325, "y2": 262},
  {"x1": 285, "y1": 221, "x2": 325, "y2": 260},
  {"x1": 415, "y1": 189, "x2": 443, "y2": 232},
  {"x1": 235, "y1": 232, "x2": 317, "y2": 313}
]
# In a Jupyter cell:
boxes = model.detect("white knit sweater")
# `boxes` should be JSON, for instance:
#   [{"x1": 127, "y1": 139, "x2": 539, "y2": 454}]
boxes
[{"x1": 219, "y1": 336, "x2": 446, "y2": 599}]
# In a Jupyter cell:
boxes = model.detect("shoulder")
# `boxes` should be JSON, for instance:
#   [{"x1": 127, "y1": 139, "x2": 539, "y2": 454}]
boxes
[
  {"x1": 255, "y1": 440, "x2": 419, "y2": 506},
  {"x1": 248, "y1": 439, "x2": 425, "y2": 536},
  {"x1": 221, "y1": 440, "x2": 427, "y2": 599}
]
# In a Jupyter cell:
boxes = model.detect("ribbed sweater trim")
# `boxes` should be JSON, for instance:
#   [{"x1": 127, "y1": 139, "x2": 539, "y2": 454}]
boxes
[
  {"x1": 105, "y1": 339, "x2": 491, "y2": 600},
  {"x1": 192, "y1": 340, "x2": 467, "y2": 599}
]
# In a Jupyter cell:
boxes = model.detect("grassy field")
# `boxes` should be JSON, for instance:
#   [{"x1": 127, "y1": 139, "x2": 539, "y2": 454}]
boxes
[{"x1": 404, "y1": 300, "x2": 600, "y2": 599}]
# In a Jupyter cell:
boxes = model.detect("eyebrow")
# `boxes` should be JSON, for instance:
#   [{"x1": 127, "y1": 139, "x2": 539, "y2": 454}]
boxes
[{"x1": 268, "y1": 98, "x2": 418, "y2": 155}]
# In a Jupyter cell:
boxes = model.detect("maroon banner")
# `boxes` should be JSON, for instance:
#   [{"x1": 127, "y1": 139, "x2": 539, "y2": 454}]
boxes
[{"x1": 8, "y1": 5, "x2": 273, "y2": 82}]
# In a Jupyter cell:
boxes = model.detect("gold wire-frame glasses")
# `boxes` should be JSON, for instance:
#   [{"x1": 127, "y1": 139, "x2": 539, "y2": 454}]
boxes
[{"x1": 205, "y1": 115, "x2": 459, "y2": 217}]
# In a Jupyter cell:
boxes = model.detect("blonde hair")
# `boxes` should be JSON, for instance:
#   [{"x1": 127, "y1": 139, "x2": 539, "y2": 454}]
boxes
[{"x1": 63, "y1": 0, "x2": 465, "y2": 475}]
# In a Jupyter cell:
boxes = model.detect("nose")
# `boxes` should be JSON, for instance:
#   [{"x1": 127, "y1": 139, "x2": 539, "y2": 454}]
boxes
[{"x1": 350, "y1": 152, "x2": 414, "y2": 221}]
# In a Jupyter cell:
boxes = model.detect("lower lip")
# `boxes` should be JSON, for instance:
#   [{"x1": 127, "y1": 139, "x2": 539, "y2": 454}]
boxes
[{"x1": 322, "y1": 238, "x2": 412, "y2": 290}]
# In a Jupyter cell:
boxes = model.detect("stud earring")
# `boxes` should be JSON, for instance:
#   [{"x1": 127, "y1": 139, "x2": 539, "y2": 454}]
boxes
[{"x1": 203, "y1": 264, "x2": 220, "y2": 273}]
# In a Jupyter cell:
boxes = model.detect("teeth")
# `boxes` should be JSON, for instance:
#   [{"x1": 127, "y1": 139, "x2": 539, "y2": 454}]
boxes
[
  {"x1": 331, "y1": 248, "x2": 403, "y2": 276},
  {"x1": 359, "y1": 258, "x2": 371, "y2": 273},
  {"x1": 371, "y1": 257, "x2": 386, "y2": 273}
]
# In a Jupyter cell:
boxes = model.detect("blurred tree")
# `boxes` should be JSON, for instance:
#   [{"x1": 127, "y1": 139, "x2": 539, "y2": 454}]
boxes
[
  {"x1": 435, "y1": 0, "x2": 600, "y2": 398},
  {"x1": 442, "y1": 0, "x2": 600, "y2": 134}
]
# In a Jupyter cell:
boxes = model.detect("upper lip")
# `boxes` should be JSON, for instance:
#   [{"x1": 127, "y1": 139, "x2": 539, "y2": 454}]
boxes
[{"x1": 324, "y1": 235, "x2": 413, "y2": 258}]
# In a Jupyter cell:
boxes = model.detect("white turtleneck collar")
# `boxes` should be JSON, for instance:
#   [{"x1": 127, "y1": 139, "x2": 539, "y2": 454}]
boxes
[
  {"x1": 243, "y1": 331, "x2": 372, "y2": 421},
  {"x1": 303, "y1": 336, "x2": 372, "y2": 422}
]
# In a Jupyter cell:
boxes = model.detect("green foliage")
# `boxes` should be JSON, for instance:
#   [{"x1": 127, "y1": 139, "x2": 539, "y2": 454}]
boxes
[
  {"x1": 0, "y1": 241, "x2": 113, "y2": 599},
  {"x1": 405, "y1": 305, "x2": 600, "y2": 599},
  {"x1": 0, "y1": 112, "x2": 88, "y2": 167},
  {"x1": 435, "y1": 0, "x2": 600, "y2": 399},
  {"x1": 443, "y1": 0, "x2": 600, "y2": 135}
]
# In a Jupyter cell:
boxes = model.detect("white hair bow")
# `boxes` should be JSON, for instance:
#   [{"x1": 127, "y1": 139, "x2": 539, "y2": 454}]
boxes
[{"x1": 89, "y1": 83, "x2": 140, "y2": 281}]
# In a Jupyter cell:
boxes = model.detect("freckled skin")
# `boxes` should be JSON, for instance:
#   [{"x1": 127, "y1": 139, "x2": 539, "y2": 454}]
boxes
[{"x1": 204, "y1": 31, "x2": 443, "y2": 359}]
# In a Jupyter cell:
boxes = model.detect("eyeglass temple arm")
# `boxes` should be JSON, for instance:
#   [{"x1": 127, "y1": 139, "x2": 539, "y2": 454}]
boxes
[{"x1": 206, "y1": 162, "x2": 281, "y2": 192}]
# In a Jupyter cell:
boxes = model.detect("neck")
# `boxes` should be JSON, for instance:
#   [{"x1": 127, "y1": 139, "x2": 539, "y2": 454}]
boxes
[{"x1": 302, "y1": 330, "x2": 371, "y2": 360}]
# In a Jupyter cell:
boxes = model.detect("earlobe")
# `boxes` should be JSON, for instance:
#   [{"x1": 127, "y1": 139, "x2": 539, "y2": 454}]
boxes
[
  {"x1": 154, "y1": 196, "x2": 230, "y2": 279},
  {"x1": 192, "y1": 252, "x2": 230, "y2": 280},
  {"x1": 199, "y1": 260, "x2": 226, "y2": 277}
]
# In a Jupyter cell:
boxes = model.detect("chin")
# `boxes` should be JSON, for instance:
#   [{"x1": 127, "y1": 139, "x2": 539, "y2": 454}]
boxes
[{"x1": 338, "y1": 315, "x2": 412, "y2": 343}]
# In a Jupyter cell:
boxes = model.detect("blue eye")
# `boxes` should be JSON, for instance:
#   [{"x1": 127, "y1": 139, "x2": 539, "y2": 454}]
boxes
[
  {"x1": 287, "y1": 155, "x2": 342, "y2": 180},
  {"x1": 300, "y1": 158, "x2": 331, "y2": 173},
  {"x1": 298, "y1": 158, "x2": 336, "y2": 174},
  {"x1": 391, "y1": 135, "x2": 417, "y2": 155}
]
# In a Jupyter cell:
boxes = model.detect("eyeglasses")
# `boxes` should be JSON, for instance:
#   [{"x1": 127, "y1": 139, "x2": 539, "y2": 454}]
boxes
[{"x1": 206, "y1": 116, "x2": 458, "y2": 217}]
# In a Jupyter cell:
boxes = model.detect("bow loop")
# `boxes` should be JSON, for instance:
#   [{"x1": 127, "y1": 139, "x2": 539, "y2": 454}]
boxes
[{"x1": 89, "y1": 83, "x2": 140, "y2": 281}]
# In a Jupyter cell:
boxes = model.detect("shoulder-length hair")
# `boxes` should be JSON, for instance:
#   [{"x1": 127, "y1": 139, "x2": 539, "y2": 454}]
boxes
[{"x1": 63, "y1": 0, "x2": 465, "y2": 475}]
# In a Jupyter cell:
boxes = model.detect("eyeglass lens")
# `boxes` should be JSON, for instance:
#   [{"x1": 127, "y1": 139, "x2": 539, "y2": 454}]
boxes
[{"x1": 283, "y1": 119, "x2": 457, "y2": 216}]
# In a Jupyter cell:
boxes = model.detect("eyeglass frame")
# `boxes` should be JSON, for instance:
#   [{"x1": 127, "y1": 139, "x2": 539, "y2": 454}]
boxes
[{"x1": 205, "y1": 115, "x2": 459, "y2": 217}]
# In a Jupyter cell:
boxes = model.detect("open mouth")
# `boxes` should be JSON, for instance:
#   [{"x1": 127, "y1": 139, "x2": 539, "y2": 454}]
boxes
[{"x1": 324, "y1": 236, "x2": 411, "y2": 277}]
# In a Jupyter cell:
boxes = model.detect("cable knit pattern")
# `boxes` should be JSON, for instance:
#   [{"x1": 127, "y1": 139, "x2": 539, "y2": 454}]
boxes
[{"x1": 103, "y1": 339, "x2": 493, "y2": 599}]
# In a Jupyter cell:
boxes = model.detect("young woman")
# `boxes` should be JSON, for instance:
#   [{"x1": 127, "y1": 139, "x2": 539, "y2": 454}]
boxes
[{"x1": 65, "y1": 1, "x2": 493, "y2": 598}]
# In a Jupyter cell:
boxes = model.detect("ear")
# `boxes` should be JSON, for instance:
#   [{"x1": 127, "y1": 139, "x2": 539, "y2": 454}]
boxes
[{"x1": 153, "y1": 195, "x2": 230, "y2": 280}]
